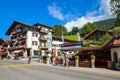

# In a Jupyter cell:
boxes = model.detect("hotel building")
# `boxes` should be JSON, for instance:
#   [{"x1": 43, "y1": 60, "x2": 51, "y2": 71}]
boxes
[{"x1": 6, "y1": 21, "x2": 52, "y2": 58}]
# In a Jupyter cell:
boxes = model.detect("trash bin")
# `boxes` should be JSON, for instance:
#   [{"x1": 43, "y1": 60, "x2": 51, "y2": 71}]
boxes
[{"x1": 107, "y1": 61, "x2": 114, "y2": 69}]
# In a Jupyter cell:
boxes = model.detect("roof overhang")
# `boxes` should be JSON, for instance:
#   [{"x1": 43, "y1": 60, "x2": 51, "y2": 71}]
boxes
[
  {"x1": 5, "y1": 21, "x2": 36, "y2": 35},
  {"x1": 61, "y1": 46, "x2": 102, "y2": 52}
]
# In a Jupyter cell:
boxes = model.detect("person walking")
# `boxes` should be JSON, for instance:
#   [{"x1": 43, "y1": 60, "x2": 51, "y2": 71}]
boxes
[
  {"x1": 62, "y1": 56, "x2": 66, "y2": 67},
  {"x1": 28, "y1": 56, "x2": 31, "y2": 64},
  {"x1": 28, "y1": 49, "x2": 32, "y2": 64},
  {"x1": 66, "y1": 57, "x2": 70, "y2": 68}
]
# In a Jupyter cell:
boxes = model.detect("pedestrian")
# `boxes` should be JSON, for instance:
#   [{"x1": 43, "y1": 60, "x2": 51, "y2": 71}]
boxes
[
  {"x1": 28, "y1": 49, "x2": 32, "y2": 64},
  {"x1": 28, "y1": 56, "x2": 31, "y2": 64},
  {"x1": 66, "y1": 57, "x2": 70, "y2": 68},
  {"x1": 62, "y1": 56, "x2": 66, "y2": 67}
]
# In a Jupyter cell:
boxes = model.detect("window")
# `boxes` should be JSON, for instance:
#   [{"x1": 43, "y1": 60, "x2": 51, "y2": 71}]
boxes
[
  {"x1": 113, "y1": 52, "x2": 118, "y2": 63},
  {"x1": 32, "y1": 32, "x2": 38, "y2": 37},
  {"x1": 32, "y1": 41, "x2": 38, "y2": 46}
]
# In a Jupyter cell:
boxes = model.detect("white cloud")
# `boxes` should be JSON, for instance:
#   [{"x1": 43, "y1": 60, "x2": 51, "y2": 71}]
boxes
[
  {"x1": 64, "y1": 0, "x2": 113, "y2": 32},
  {"x1": 48, "y1": 3, "x2": 64, "y2": 20},
  {"x1": 47, "y1": 3, "x2": 75, "y2": 21}
]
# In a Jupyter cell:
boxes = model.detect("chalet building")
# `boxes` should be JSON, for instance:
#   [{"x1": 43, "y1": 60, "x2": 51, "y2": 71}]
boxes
[
  {"x1": 83, "y1": 29, "x2": 112, "y2": 41},
  {"x1": 103, "y1": 36, "x2": 120, "y2": 70},
  {"x1": 59, "y1": 29, "x2": 113, "y2": 68},
  {"x1": 6, "y1": 21, "x2": 52, "y2": 59}
]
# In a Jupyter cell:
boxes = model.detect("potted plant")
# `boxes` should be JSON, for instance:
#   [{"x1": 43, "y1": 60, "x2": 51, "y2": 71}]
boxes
[
  {"x1": 46, "y1": 54, "x2": 49, "y2": 64},
  {"x1": 39, "y1": 56, "x2": 43, "y2": 63},
  {"x1": 52, "y1": 54, "x2": 56, "y2": 65},
  {"x1": 90, "y1": 54, "x2": 96, "y2": 68},
  {"x1": 115, "y1": 58, "x2": 120, "y2": 70},
  {"x1": 75, "y1": 55, "x2": 79, "y2": 67}
]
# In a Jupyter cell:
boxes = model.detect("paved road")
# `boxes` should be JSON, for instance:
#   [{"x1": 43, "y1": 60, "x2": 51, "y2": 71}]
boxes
[{"x1": 0, "y1": 60, "x2": 120, "y2": 80}]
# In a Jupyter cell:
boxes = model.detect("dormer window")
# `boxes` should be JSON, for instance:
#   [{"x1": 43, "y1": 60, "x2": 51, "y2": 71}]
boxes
[{"x1": 38, "y1": 26, "x2": 41, "y2": 28}]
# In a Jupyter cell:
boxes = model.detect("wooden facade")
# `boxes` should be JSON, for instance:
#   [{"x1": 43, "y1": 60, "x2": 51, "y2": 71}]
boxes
[{"x1": 83, "y1": 29, "x2": 112, "y2": 41}]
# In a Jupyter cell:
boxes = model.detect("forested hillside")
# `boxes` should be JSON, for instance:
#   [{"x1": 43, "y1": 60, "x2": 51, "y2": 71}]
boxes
[{"x1": 95, "y1": 18, "x2": 115, "y2": 29}]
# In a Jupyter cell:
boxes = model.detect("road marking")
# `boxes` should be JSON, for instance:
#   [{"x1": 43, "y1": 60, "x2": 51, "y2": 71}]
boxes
[
  {"x1": 2, "y1": 65, "x2": 9, "y2": 69},
  {"x1": 1, "y1": 64, "x2": 38, "y2": 69},
  {"x1": 15, "y1": 64, "x2": 25, "y2": 67},
  {"x1": 9, "y1": 64, "x2": 17, "y2": 68}
]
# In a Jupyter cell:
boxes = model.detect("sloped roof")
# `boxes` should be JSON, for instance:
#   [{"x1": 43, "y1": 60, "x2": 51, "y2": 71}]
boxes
[
  {"x1": 33, "y1": 23, "x2": 53, "y2": 29},
  {"x1": 6, "y1": 21, "x2": 38, "y2": 35},
  {"x1": 103, "y1": 36, "x2": 120, "y2": 49},
  {"x1": 0, "y1": 38, "x2": 9, "y2": 44},
  {"x1": 83, "y1": 29, "x2": 110, "y2": 39},
  {"x1": 75, "y1": 46, "x2": 102, "y2": 52}
]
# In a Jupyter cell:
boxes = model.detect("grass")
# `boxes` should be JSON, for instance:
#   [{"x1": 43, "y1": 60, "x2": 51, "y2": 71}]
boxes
[{"x1": 65, "y1": 35, "x2": 78, "y2": 41}]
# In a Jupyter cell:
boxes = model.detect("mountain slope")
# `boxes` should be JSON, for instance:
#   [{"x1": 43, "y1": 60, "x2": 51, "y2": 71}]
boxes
[{"x1": 94, "y1": 18, "x2": 115, "y2": 29}]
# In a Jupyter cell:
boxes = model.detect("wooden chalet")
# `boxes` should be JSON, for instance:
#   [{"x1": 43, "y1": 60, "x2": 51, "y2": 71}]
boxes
[
  {"x1": 83, "y1": 29, "x2": 112, "y2": 41},
  {"x1": 60, "y1": 29, "x2": 113, "y2": 68}
]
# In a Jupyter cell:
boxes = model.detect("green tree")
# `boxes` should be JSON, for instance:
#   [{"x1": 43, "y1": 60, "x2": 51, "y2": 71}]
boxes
[
  {"x1": 53, "y1": 24, "x2": 68, "y2": 37},
  {"x1": 80, "y1": 22, "x2": 96, "y2": 37},
  {"x1": 71, "y1": 27, "x2": 80, "y2": 35},
  {"x1": 110, "y1": 0, "x2": 120, "y2": 27},
  {"x1": 112, "y1": 27, "x2": 120, "y2": 36},
  {"x1": 100, "y1": 33, "x2": 112, "y2": 44}
]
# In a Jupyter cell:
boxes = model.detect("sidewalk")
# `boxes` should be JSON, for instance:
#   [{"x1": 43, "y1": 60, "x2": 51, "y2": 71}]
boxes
[{"x1": 32, "y1": 61, "x2": 120, "y2": 76}]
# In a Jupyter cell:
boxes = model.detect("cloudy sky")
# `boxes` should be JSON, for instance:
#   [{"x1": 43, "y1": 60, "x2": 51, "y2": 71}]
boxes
[{"x1": 0, "y1": 0, "x2": 113, "y2": 38}]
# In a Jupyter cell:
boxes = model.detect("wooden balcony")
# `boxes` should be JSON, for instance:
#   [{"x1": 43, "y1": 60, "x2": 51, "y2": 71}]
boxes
[
  {"x1": 11, "y1": 29, "x2": 22, "y2": 35},
  {"x1": 40, "y1": 29, "x2": 49, "y2": 34},
  {"x1": 39, "y1": 37, "x2": 47, "y2": 41},
  {"x1": 18, "y1": 36, "x2": 27, "y2": 40},
  {"x1": 8, "y1": 45, "x2": 26, "y2": 50},
  {"x1": 38, "y1": 45, "x2": 48, "y2": 50},
  {"x1": 10, "y1": 39, "x2": 16, "y2": 43}
]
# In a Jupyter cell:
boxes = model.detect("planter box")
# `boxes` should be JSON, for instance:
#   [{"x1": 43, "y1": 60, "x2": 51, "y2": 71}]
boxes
[
  {"x1": 75, "y1": 60, "x2": 79, "y2": 67},
  {"x1": 107, "y1": 61, "x2": 114, "y2": 69},
  {"x1": 114, "y1": 63, "x2": 120, "y2": 71}
]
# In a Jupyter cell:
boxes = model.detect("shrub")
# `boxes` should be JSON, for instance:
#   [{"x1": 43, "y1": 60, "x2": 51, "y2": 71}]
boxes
[
  {"x1": 45, "y1": 54, "x2": 49, "y2": 58},
  {"x1": 90, "y1": 54, "x2": 96, "y2": 59},
  {"x1": 52, "y1": 54, "x2": 55, "y2": 58},
  {"x1": 75, "y1": 55, "x2": 79, "y2": 60},
  {"x1": 83, "y1": 40, "x2": 103, "y2": 47}
]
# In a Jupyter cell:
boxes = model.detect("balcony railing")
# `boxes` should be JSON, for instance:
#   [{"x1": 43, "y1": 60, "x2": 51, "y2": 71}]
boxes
[
  {"x1": 39, "y1": 37, "x2": 47, "y2": 41},
  {"x1": 10, "y1": 39, "x2": 16, "y2": 43},
  {"x1": 8, "y1": 45, "x2": 26, "y2": 50},
  {"x1": 38, "y1": 45, "x2": 48, "y2": 50},
  {"x1": 40, "y1": 29, "x2": 49, "y2": 34},
  {"x1": 18, "y1": 36, "x2": 27, "y2": 40},
  {"x1": 11, "y1": 29, "x2": 22, "y2": 35}
]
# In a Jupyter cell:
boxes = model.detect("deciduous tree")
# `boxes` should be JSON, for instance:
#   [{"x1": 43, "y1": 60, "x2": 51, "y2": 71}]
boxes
[
  {"x1": 110, "y1": 0, "x2": 120, "y2": 27},
  {"x1": 52, "y1": 24, "x2": 67, "y2": 37}
]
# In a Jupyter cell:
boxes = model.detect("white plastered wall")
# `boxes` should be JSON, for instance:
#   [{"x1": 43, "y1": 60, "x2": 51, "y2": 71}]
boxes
[{"x1": 110, "y1": 47, "x2": 120, "y2": 63}]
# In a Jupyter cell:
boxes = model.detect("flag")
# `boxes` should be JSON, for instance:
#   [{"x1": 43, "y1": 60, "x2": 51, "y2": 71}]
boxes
[
  {"x1": 54, "y1": 47, "x2": 57, "y2": 57},
  {"x1": 77, "y1": 32, "x2": 80, "y2": 41},
  {"x1": 61, "y1": 35, "x2": 64, "y2": 43}
]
